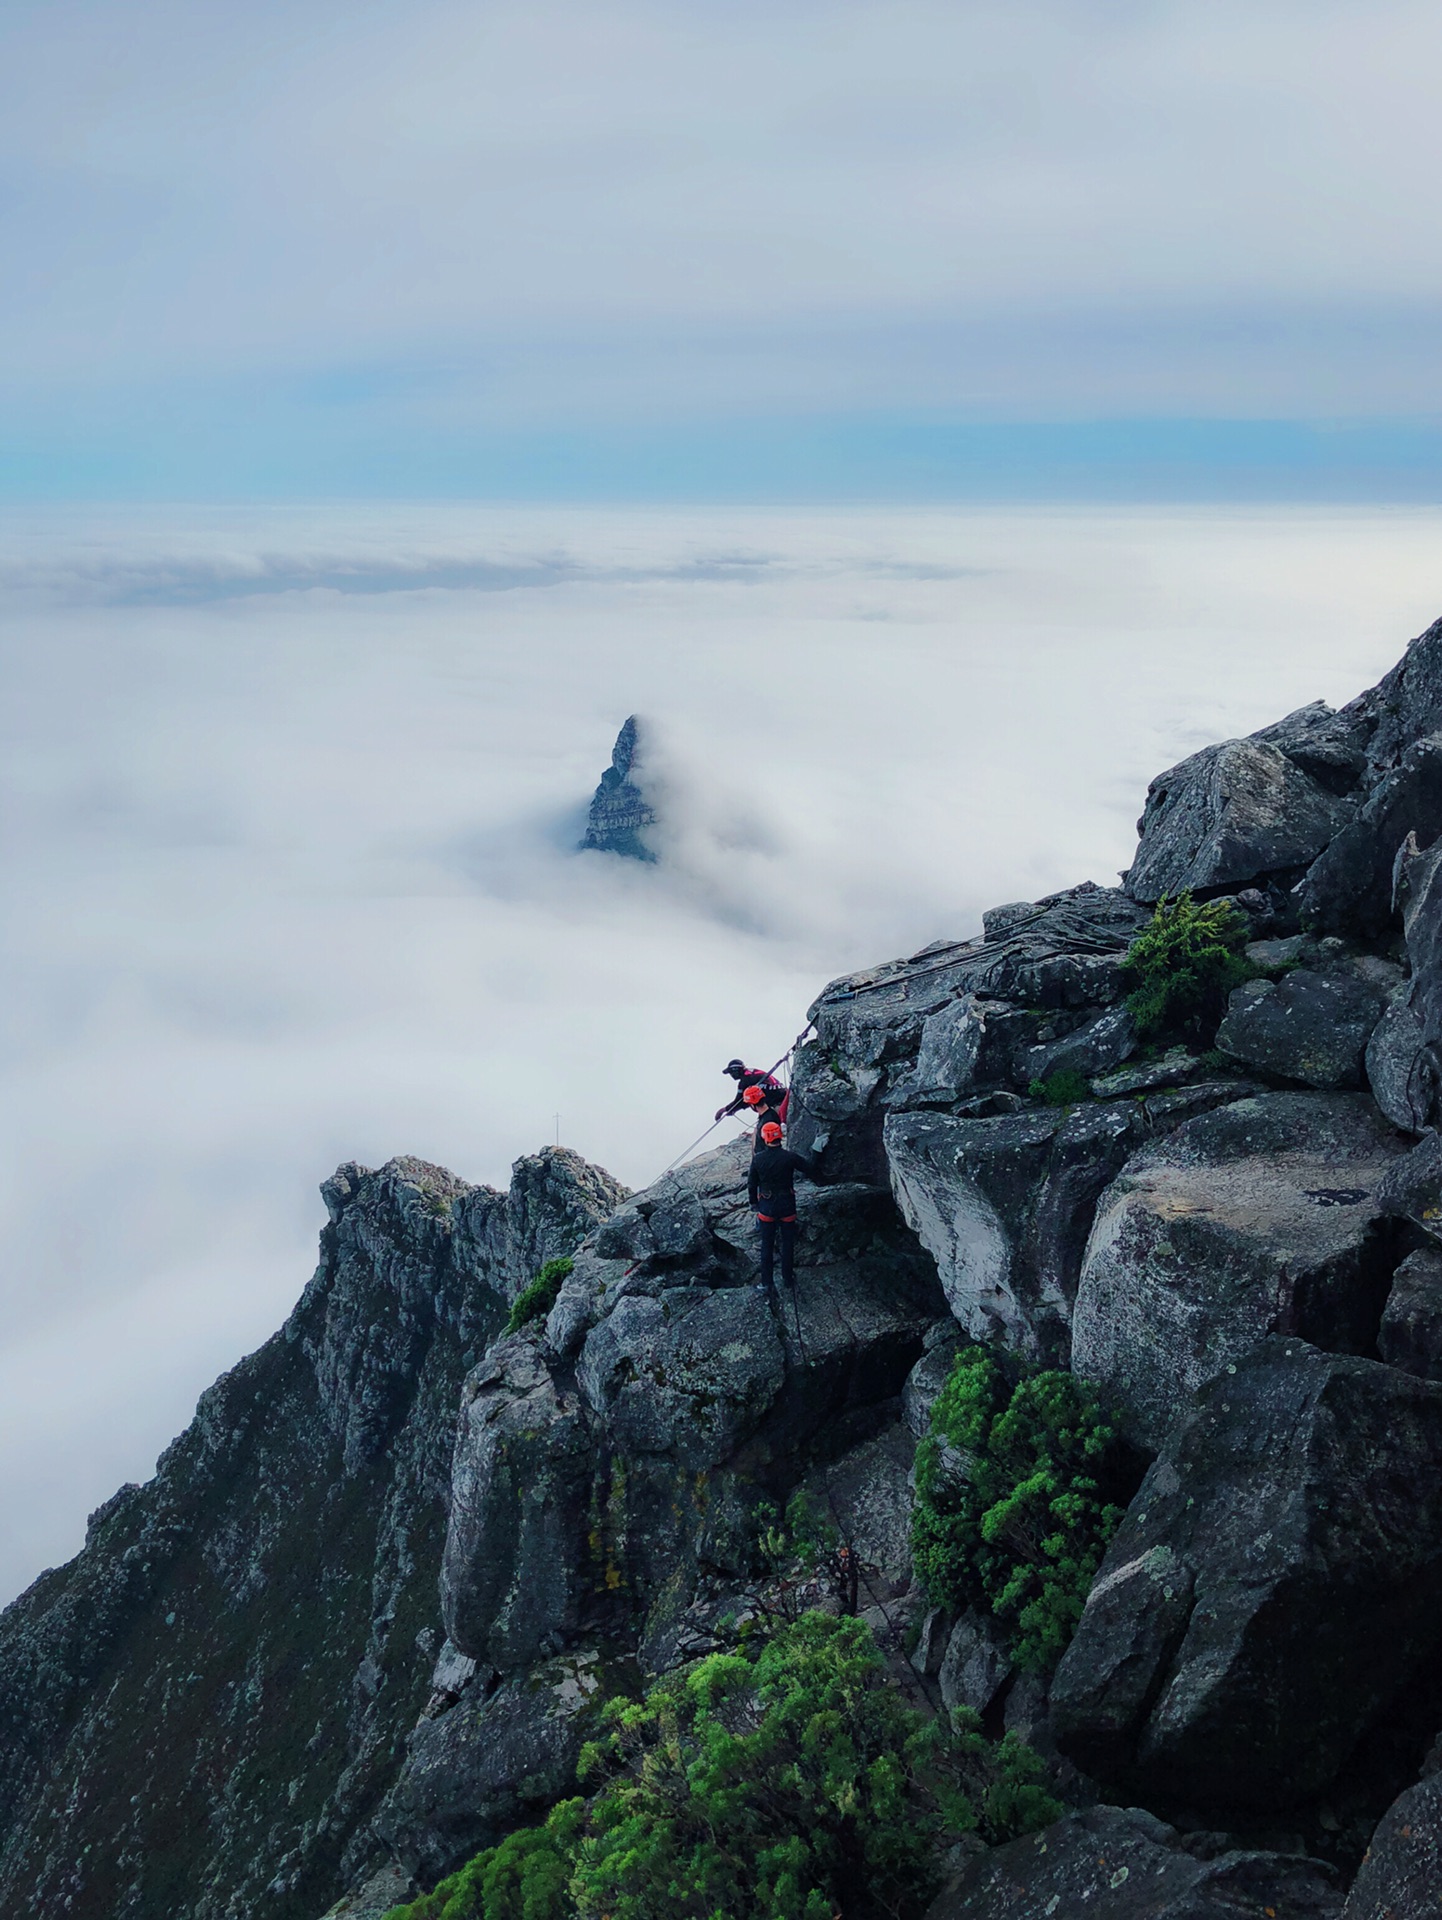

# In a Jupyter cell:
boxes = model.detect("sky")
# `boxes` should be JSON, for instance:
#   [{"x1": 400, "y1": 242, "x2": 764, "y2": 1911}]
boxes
[
  {"x1": 1, "y1": 0, "x2": 1441, "y2": 498},
  {"x1": 2, "y1": 501, "x2": 1441, "y2": 1601}
]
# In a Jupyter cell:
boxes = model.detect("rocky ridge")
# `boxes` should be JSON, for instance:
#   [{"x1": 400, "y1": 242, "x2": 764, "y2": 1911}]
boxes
[
  {"x1": 2, "y1": 619, "x2": 1442, "y2": 1917},
  {"x1": 578, "y1": 714, "x2": 657, "y2": 860}
]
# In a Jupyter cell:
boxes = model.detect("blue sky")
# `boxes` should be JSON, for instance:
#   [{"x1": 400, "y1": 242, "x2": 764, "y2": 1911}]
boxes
[{"x1": 2, "y1": 0, "x2": 1441, "y2": 499}]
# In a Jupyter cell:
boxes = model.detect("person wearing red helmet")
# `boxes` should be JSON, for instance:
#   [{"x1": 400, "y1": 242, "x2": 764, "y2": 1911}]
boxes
[
  {"x1": 748, "y1": 1120, "x2": 817, "y2": 1290},
  {"x1": 716, "y1": 1058, "x2": 788, "y2": 1125},
  {"x1": 742, "y1": 1081, "x2": 787, "y2": 1146}
]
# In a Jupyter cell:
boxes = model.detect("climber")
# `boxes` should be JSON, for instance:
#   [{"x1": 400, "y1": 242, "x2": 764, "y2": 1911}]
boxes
[
  {"x1": 716, "y1": 1057, "x2": 788, "y2": 1124},
  {"x1": 742, "y1": 1081, "x2": 787, "y2": 1145},
  {"x1": 748, "y1": 1120, "x2": 817, "y2": 1290}
]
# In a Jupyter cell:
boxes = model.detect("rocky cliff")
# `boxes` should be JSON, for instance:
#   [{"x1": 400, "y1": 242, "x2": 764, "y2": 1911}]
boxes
[
  {"x1": 0, "y1": 1151, "x2": 625, "y2": 1920},
  {"x1": 578, "y1": 714, "x2": 657, "y2": 860},
  {"x1": 5, "y1": 619, "x2": 1442, "y2": 1920}
]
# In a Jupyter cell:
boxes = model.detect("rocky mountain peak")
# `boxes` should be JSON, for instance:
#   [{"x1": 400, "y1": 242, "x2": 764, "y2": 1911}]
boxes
[{"x1": 578, "y1": 713, "x2": 657, "y2": 861}]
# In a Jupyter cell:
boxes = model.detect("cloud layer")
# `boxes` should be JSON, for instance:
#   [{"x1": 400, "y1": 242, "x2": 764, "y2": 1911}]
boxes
[{"x1": 1, "y1": 499, "x2": 1439, "y2": 1600}]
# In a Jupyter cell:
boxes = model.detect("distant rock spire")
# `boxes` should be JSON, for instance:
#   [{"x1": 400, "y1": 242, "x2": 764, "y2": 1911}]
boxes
[{"x1": 579, "y1": 715, "x2": 658, "y2": 862}]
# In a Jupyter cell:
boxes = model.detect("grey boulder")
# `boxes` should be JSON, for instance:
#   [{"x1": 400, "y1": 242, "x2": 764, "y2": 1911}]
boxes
[
  {"x1": 1124, "y1": 738, "x2": 1353, "y2": 906},
  {"x1": 1051, "y1": 1343, "x2": 1442, "y2": 1811},
  {"x1": 884, "y1": 1104, "x2": 1148, "y2": 1364},
  {"x1": 1216, "y1": 967, "x2": 1389, "y2": 1089},
  {"x1": 1378, "y1": 1247, "x2": 1442, "y2": 1381},
  {"x1": 1072, "y1": 1094, "x2": 1405, "y2": 1448},
  {"x1": 1344, "y1": 1769, "x2": 1442, "y2": 1920},
  {"x1": 371, "y1": 1654, "x2": 607, "y2": 1883},
  {"x1": 1295, "y1": 732, "x2": 1442, "y2": 938},
  {"x1": 1366, "y1": 991, "x2": 1433, "y2": 1131},
  {"x1": 937, "y1": 1610, "x2": 1011, "y2": 1718},
  {"x1": 925, "y1": 1806, "x2": 1340, "y2": 1920},
  {"x1": 577, "y1": 1284, "x2": 785, "y2": 1470}
]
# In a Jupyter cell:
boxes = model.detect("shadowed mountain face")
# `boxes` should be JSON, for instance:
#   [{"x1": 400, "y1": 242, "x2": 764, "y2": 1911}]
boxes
[
  {"x1": 0, "y1": 1151, "x2": 624, "y2": 1920},
  {"x1": 579, "y1": 715, "x2": 657, "y2": 861}
]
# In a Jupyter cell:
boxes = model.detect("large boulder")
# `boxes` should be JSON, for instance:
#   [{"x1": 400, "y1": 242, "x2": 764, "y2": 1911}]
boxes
[
  {"x1": 576, "y1": 1285, "x2": 785, "y2": 1470},
  {"x1": 1123, "y1": 738, "x2": 1353, "y2": 906},
  {"x1": 789, "y1": 884, "x2": 1145, "y2": 1178},
  {"x1": 1295, "y1": 733, "x2": 1442, "y2": 939},
  {"x1": 884, "y1": 1104, "x2": 1147, "y2": 1363},
  {"x1": 1072, "y1": 1094, "x2": 1406, "y2": 1448},
  {"x1": 370, "y1": 1653, "x2": 609, "y2": 1883},
  {"x1": 1343, "y1": 1768, "x2": 1442, "y2": 1920},
  {"x1": 1216, "y1": 964, "x2": 1393, "y2": 1090},
  {"x1": 1378, "y1": 1247, "x2": 1442, "y2": 1381},
  {"x1": 925, "y1": 1806, "x2": 1341, "y2": 1920},
  {"x1": 1354, "y1": 614, "x2": 1442, "y2": 780},
  {"x1": 1253, "y1": 700, "x2": 1370, "y2": 795},
  {"x1": 1051, "y1": 1343, "x2": 1442, "y2": 1812},
  {"x1": 441, "y1": 1334, "x2": 596, "y2": 1671}
]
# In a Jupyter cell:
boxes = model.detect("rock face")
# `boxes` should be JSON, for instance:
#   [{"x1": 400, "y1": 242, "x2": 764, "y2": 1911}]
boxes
[
  {"x1": 1124, "y1": 738, "x2": 1354, "y2": 905},
  {"x1": 1071, "y1": 1094, "x2": 1406, "y2": 1448},
  {"x1": 1343, "y1": 1768, "x2": 1442, "y2": 1920},
  {"x1": 0, "y1": 1151, "x2": 621, "y2": 1920},
  {"x1": 926, "y1": 1806, "x2": 1342, "y2": 1920},
  {"x1": 370, "y1": 1653, "x2": 611, "y2": 1884},
  {"x1": 1216, "y1": 961, "x2": 1395, "y2": 1089},
  {"x1": 1051, "y1": 1344, "x2": 1442, "y2": 1814},
  {"x1": 440, "y1": 1137, "x2": 946, "y2": 1687},
  {"x1": 579, "y1": 714, "x2": 657, "y2": 860},
  {"x1": 1378, "y1": 1247, "x2": 1442, "y2": 1380}
]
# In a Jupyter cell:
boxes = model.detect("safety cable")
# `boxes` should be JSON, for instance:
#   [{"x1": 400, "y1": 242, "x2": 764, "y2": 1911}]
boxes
[{"x1": 652, "y1": 1022, "x2": 815, "y2": 1182}]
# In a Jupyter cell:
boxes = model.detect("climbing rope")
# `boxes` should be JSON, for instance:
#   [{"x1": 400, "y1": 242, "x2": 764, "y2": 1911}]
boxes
[{"x1": 652, "y1": 1023, "x2": 815, "y2": 1181}]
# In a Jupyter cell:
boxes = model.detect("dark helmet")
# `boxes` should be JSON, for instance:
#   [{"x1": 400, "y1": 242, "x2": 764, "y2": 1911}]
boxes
[{"x1": 724, "y1": 1058, "x2": 745, "y2": 1076}]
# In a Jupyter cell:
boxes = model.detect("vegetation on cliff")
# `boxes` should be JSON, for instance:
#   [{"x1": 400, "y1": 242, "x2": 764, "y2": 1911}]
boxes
[
  {"x1": 1123, "y1": 891, "x2": 1254, "y2": 1041},
  {"x1": 381, "y1": 1611, "x2": 1057, "y2": 1920},
  {"x1": 912, "y1": 1347, "x2": 1123, "y2": 1673}
]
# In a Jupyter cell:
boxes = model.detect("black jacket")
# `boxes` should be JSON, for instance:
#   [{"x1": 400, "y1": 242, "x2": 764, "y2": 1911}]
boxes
[{"x1": 748, "y1": 1144, "x2": 817, "y2": 1218}]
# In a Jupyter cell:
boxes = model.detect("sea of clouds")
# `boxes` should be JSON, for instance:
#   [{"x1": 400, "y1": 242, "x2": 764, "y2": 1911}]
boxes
[{"x1": 1, "y1": 500, "x2": 1439, "y2": 1602}]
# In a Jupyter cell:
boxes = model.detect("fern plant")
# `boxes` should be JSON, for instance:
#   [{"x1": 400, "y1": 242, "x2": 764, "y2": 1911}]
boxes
[{"x1": 1122, "y1": 891, "x2": 1253, "y2": 1042}]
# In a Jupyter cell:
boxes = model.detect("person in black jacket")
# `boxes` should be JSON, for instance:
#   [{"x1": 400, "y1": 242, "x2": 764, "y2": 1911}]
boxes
[
  {"x1": 716, "y1": 1058, "x2": 788, "y2": 1124},
  {"x1": 748, "y1": 1120, "x2": 817, "y2": 1289}
]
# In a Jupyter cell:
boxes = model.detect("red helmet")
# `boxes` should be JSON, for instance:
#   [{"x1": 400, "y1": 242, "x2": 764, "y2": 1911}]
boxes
[
  {"x1": 742, "y1": 1085, "x2": 766, "y2": 1107},
  {"x1": 760, "y1": 1121, "x2": 783, "y2": 1143}
]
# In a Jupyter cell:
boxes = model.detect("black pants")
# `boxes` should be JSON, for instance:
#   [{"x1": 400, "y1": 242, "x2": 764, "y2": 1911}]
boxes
[{"x1": 757, "y1": 1214, "x2": 797, "y2": 1287}]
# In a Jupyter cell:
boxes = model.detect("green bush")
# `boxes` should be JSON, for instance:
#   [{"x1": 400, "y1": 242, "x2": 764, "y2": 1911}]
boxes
[
  {"x1": 1122, "y1": 892, "x2": 1254, "y2": 1043},
  {"x1": 382, "y1": 1612, "x2": 1058, "y2": 1920},
  {"x1": 912, "y1": 1348, "x2": 1122, "y2": 1673},
  {"x1": 504, "y1": 1258, "x2": 574, "y2": 1336},
  {"x1": 1026, "y1": 1067, "x2": 1092, "y2": 1107}
]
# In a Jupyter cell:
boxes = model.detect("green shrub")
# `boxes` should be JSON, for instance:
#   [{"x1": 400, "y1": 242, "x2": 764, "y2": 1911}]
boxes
[
  {"x1": 1026, "y1": 1066, "x2": 1092, "y2": 1107},
  {"x1": 912, "y1": 1348, "x2": 1122, "y2": 1673},
  {"x1": 1122, "y1": 892, "x2": 1254, "y2": 1043},
  {"x1": 504, "y1": 1258, "x2": 575, "y2": 1336},
  {"x1": 382, "y1": 1613, "x2": 1058, "y2": 1920}
]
